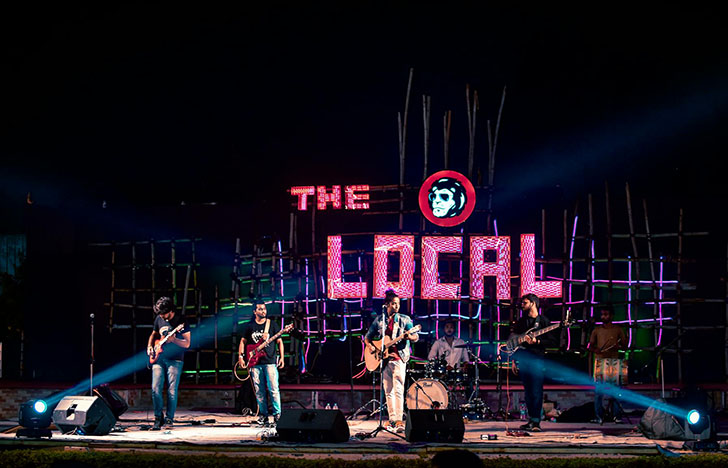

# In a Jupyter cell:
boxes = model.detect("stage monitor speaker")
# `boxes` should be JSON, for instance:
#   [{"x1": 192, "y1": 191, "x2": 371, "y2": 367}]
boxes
[
  {"x1": 276, "y1": 409, "x2": 349, "y2": 443},
  {"x1": 52, "y1": 396, "x2": 117, "y2": 435},
  {"x1": 406, "y1": 409, "x2": 464, "y2": 443},
  {"x1": 93, "y1": 384, "x2": 128, "y2": 419}
]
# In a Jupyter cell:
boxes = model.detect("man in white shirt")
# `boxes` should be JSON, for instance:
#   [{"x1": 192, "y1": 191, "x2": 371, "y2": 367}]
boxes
[{"x1": 428, "y1": 320, "x2": 468, "y2": 368}]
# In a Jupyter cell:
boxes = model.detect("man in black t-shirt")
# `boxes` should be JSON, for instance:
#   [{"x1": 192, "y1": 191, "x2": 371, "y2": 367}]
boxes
[
  {"x1": 238, "y1": 299, "x2": 285, "y2": 426},
  {"x1": 509, "y1": 293, "x2": 557, "y2": 432},
  {"x1": 146, "y1": 297, "x2": 191, "y2": 430}
]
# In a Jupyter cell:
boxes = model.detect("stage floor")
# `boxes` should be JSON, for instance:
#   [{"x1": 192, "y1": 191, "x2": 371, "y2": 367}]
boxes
[{"x1": 0, "y1": 410, "x2": 702, "y2": 458}]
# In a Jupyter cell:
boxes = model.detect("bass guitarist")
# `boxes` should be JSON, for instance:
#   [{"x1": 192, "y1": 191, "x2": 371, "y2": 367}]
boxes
[
  {"x1": 364, "y1": 289, "x2": 419, "y2": 433},
  {"x1": 509, "y1": 293, "x2": 557, "y2": 432},
  {"x1": 146, "y1": 296, "x2": 191, "y2": 430},
  {"x1": 238, "y1": 299, "x2": 285, "y2": 427}
]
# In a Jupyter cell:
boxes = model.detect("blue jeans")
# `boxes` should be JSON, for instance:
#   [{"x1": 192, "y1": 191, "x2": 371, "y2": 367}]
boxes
[
  {"x1": 250, "y1": 364, "x2": 281, "y2": 417},
  {"x1": 519, "y1": 352, "x2": 545, "y2": 424},
  {"x1": 152, "y1": 357, "x2": 183, "y2": 420}
]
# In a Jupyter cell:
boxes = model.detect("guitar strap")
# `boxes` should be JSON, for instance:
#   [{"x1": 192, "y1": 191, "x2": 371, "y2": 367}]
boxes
[{"x1": 264, "y1": 319, "x2": 270, "y2": 337}]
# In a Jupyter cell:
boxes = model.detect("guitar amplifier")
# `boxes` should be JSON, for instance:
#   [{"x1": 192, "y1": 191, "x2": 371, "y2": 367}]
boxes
[{"x1": 52, "y1": 396, "x2": 117, "y2": 435}]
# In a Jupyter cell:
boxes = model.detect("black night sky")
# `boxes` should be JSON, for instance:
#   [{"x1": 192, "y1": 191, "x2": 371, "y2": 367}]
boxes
[{"x1": 1, "y1": 5, "x2": 727, "y2": 383}]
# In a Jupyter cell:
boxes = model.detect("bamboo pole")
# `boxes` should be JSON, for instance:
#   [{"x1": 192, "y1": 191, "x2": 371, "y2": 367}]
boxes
[
  {"x1": 642, "y1": 199, "x2": 661, "y2": 349},
  {"x1": 676, "y1": 208, "x2": 684, "y2": 383},
  {"x1": 486, "y1": 87, "x2": 506, "y2": 231},
  {"x1": 398, "y1": 68, "x2": 414, "y2": 231},
  {"x1": 131, "y1": 243, "x2": 137, "y2": 383},
  {"x1": 466, "y1": 86, "x2": 478, "y2": 179},
  {"x1": 444, "y1": 111, "x2": 452, "y2": 169}
]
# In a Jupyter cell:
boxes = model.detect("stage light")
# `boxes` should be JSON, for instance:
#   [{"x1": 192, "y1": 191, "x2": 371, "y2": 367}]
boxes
[
  {"x1": 687, "y1": 409, "x2": 701, "y2": 426},
  {"x1": 33, "y1": 400, "x2": 48, "y2": 414},
  {"x1": 17, "y1": 399, "x2": 53, "y2": 439}
]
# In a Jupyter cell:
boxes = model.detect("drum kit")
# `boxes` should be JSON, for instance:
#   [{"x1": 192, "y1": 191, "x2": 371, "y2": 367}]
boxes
[{"x1": 406, "y1": 343, "x2": 493, "y2": 420}]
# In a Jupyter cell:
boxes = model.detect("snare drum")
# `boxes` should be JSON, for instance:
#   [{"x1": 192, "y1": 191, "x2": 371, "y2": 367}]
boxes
[{"x1": 406, "y1": 378, "x2": 449, "y2": 410}]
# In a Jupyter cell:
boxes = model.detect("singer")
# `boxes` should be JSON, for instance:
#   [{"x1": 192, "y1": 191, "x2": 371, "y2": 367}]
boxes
[{"x1": 364, "y1": 289, "x2": 419, "y2": 433}]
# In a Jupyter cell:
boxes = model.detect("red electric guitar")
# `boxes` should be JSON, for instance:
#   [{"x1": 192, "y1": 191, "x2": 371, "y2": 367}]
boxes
[
  {"x1": 149, "y1": 324, "x2": 185, "y2": 364},
  {"x1": 236, "y1": 323, "x2": 294, "y2": 381}
]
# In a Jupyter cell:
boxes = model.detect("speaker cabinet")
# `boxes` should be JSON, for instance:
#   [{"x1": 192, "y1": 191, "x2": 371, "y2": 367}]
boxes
[
  {"x1": 276, "y1": 409, "x2": 350, "y2": 443},
  {"x1": 52, "y1": 396, "x2": 117, "y2": 435},
  {"x1": 405, "y1": 409, "x2": 465, "y2": 442}
]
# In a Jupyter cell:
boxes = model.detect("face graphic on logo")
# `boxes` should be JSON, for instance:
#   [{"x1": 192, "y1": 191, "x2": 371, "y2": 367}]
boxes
[
  {"x1": 419, "y1": 170, "x2": 476, "y2": 227},
  {"x1": 428, "y1": 178, "x2": 466, "y2": 218}
]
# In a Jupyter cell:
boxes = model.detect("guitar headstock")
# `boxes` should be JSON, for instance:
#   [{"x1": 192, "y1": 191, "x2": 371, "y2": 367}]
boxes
[
  {"x1": 283, "y1": 324, "x2": 294, "y2": 333},
  {"x1": 562, "y1": 310, "x2": 574, "y2": 327}
]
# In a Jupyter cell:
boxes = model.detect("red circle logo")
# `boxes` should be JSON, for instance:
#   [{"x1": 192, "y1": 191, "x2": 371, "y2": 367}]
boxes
[{"x1": 418, "y1": 170, "x2": 476, "y2": 227}]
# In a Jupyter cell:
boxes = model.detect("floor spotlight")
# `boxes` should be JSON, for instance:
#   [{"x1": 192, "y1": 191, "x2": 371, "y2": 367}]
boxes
[
  {"x1": 684, "y1": 408, "x2": 711, "y2": 440},
  {"x1": 17, "y1": 399, "x2": 53, "y2": 439}
]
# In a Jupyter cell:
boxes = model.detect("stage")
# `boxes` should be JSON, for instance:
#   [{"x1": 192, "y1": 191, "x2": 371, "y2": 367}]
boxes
[{"x1": 0, "y1": 409, "x2": 706, "y2": 458}]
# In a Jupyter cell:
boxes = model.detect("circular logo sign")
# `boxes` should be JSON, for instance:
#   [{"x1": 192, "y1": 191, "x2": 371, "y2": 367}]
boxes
[{"x1": 418, "y1": 170, "x2": 476, "y2": 227}]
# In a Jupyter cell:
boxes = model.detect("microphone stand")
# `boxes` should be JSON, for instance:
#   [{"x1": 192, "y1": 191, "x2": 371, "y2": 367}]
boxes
[{"x1": 90, "y1": 313, "x2": 95, "y2": 396}]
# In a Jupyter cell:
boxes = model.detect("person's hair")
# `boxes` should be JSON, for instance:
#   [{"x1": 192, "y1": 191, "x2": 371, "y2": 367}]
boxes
[
  {"x1": 384, "y1": 289, "x2": 399, "y2": 306},
  {"x1": 153, "y1": 296, "x2": 175, "y2": 315},
  {"x1": 252, "y1": 298, "x2": 266, "y2": 308},
  {"x1": 521, "y1": 293, "x2": 540, "y2": 309},
  {"x1": 442, "y1": 318, "x2": 456, "y2": 327},
  {"x1": 599, "y1": 306, "x2": 615, "y2": 317}
]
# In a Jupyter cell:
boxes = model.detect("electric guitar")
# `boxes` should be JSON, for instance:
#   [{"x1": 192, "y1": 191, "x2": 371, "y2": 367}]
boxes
[
  {"x1": 365, "y1": 324, "x2": 421, "y2": 371},
  {"x1": 237, "y1": 323, "x2": 294, "y2": 381},
  {"x1": 149, "y1": 324, "x2": 185, "y2": 364},
  {"x1": 502, "y1": 312, "x2": 573, "y2": 355}
]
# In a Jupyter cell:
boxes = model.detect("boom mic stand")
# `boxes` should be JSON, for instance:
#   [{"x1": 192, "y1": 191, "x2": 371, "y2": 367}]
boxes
[{"x1": 365, "y1": 341, "x2": 405, "y2": 440}]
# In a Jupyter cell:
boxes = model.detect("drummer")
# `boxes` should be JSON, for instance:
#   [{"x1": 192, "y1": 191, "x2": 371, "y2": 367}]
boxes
[{"x1": 428, "y1": 319, "x2": 469, "y2": 369}]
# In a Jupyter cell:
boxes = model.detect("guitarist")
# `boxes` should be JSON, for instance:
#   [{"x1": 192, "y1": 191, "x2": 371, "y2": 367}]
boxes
[
  {"x1": 509, "y1": 293, "x2": 556, "y2": 432},
  {"x1": 238, "y1": 299, "x2": 285, "y2": 427},
  {"x1": 364, "y1": 289, "x2": 419, "y2": 433},
  {"x1": 146, "y1": 297, "x2": 191, "y2": 430}
]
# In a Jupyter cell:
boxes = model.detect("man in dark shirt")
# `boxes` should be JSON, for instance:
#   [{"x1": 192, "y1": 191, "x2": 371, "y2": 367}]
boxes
[
  {"x1": 238, "y1": 299, "x2": 285, "y2": 426},
  {"x1": 146, "y1": 296, "x2": 191, "y2": 430},
  {"x1": 510, "y1": 293, "x2": 556, "y2": 432}
]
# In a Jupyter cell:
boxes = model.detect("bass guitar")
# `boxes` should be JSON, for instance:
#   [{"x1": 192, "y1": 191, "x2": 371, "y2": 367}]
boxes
[
  {"x1": 502, "y1": 312, "x2": 572, "y2": 355},
  {"x1": 364, "y1": 324, "x2": 421, "y2": 371},
  {"x1": 149, "y1": 324, "x2": 185, "y2": 364},
  {"x1": 237, "y1": 323, "x2": 294, "y2": 381}
]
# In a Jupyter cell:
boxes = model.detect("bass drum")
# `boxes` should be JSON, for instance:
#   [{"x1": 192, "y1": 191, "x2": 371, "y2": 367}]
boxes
[{"x1": 406, "y1": 378, "x2": 449, "y2": 410}]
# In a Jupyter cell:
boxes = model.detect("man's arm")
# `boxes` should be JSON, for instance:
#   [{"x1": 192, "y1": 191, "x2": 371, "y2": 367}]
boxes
[
  {"x1": 147, "y1": 331, "x2": 159, "y2": 355},
  {"x1": 405, "y1": 319, "x2": 419, "y2": 342},
  {"x1": 588, "y1": 329, "x2": 598, "y2": 351},
  {"x1": 618, "y1": 327, "x2": 627, "y2": 350},
  {"x1": 277, "y1": 337, "x2": 285, "y2": 368},
  {"x1": 172, "y1": 331, "x2": 191, "y2": 349},
  {"x1": 238, "y1": 337, "x2": 247, "y2": 366},
  {"x1": 428, "y1": 341, "x2": 439, "y2": 360},
  {"x1": 364, "y1": 320, "x2": 379, "y2": 353}
]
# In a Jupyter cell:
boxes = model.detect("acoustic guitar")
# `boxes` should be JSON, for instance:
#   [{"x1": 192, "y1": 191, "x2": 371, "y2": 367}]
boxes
[{"x1": 364, "y1": 324, "x2": 421, "y2": 371}]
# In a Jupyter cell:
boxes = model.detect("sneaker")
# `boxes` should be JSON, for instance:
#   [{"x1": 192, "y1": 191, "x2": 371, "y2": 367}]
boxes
[
  {"x1": 394, "y1": 421, "x2": 405, "y2": 433},
  {"x1": 272, "y1": 414, "x2": 280, "y2": 426},
  {"x1": 152, "y1": 417, "x2": 163, "y2": 431},
  {"x1": 612, "y1": 417, "x2": 622, "y2": 424},
  {"x1": 519, "y1": 421, "x2": 542, "y2": 432},
  {"x1": 388, "y1": 420, "x2": 397, "y2": 429},
  {"x1": 257, "y1": 415, "x2": 269, "y2": 426},
  {"x1": 590, "y1": 417, "x2": 603, "y2": 424},
  {"x1": 164, "y1": 417, "x2": 174, "y2": 427}
]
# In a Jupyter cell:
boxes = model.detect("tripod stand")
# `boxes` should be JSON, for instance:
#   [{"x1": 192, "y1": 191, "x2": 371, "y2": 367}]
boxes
[
  {"x1": 349, "y1": 366, "x2": 384, "y2": 420},
  {"x1": 461, "y1": 345, "x2": 494, "y2": 419}
]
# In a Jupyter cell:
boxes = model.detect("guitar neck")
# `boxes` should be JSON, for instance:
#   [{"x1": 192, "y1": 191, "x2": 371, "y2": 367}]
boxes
[
  {"x1": 531, "y1": 323, "x2": 562, "y2": 337},
  {"x1": 385, "y1": 325, "x2": 421, "y2": 347},
  {"x1": 254, "y1": 326, "x2": 290, "y2": 352}
]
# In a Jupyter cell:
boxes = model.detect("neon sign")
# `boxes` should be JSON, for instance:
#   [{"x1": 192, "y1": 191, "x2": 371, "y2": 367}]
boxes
[
  {"x1": 290, "y1": 185, "x2": 370, "y2": 211},
  {"x1": 327, "y1": 234, "x2": 562, "y2": 300}
]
